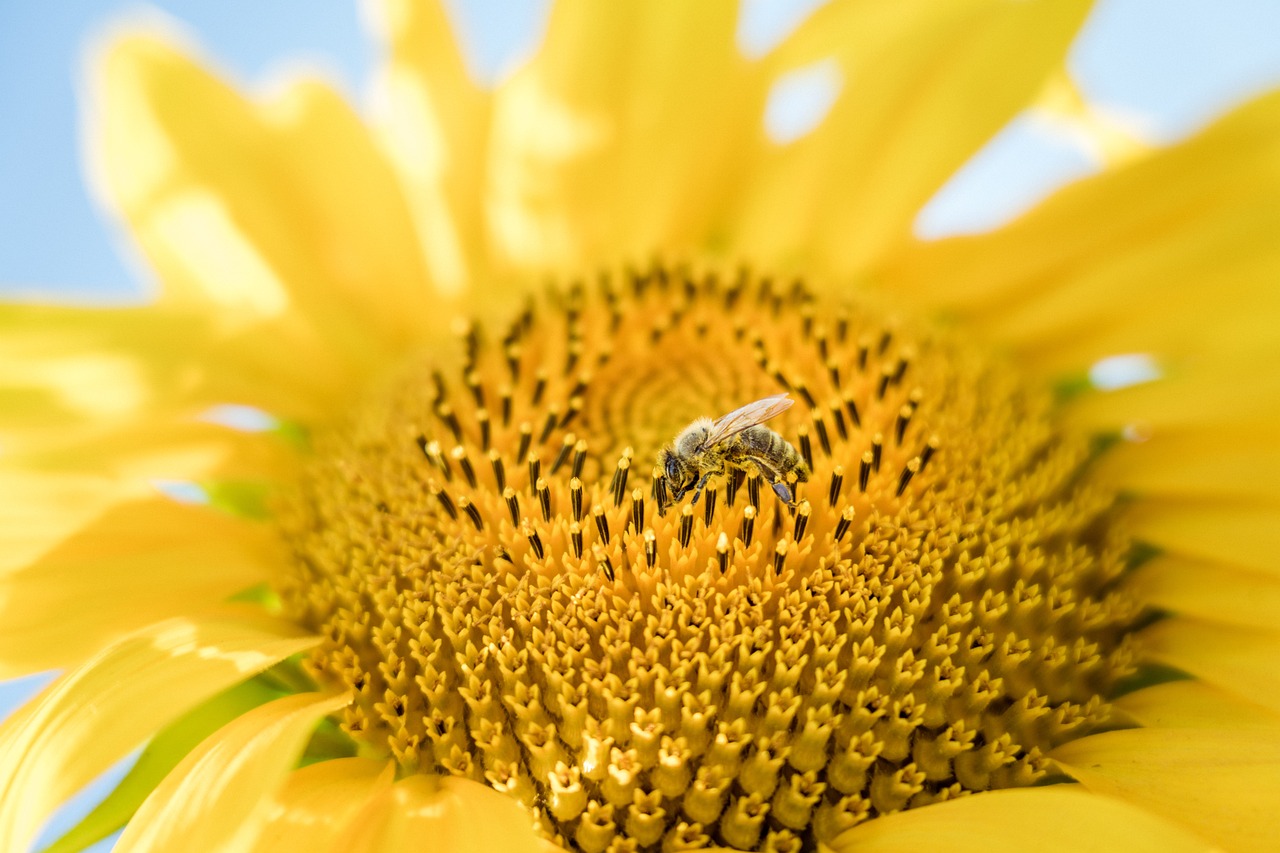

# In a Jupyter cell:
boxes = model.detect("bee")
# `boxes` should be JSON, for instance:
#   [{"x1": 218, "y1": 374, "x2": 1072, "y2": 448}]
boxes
[{"x1": 659, "y1": 393, "x2": 810, "y2": 507}]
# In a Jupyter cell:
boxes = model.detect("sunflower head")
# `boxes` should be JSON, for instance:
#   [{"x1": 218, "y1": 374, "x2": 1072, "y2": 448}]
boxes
[{"x1": 278, "y1": 264, "x2": 1139, "y2": 850}]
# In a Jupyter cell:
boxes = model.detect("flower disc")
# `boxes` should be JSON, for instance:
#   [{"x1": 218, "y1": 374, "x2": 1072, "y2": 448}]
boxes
[{"x1": 279, "y1": 266, "x2": 1140, "y2": 852}]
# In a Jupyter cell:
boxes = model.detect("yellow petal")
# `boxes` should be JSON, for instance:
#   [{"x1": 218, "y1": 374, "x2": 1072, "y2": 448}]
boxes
[
  {"x1": 1064, "y1": 354, "x2": 1280, "y2": 436},
  {"x1": 730, "y1": 0, "x2": 1090, "y2": 276},
  {"x1": 335, "y1": 773, "x2": 545, "y2": 853},
  {"x1": 252, "y1": 758, "x2": 393, "y2": 853},
  {"x1": 0, "y1": 301, "x2": 209, "y2": 426},
  {"x1": 1128, "y1": 498, "x2": 1280, "y2": 578},
  {"x1": 1141, "y1": 618, "x2": 1280, "y2": 715},
  {"x1": 368, "y1": 0, "x2": 488, "y2": 293},
  {"x1": 0, "y1": 616, "x2": 316, "y2": 853},
  {"x1": 1053, "y1": 727, "x2": 1280, "y2": 853},
  {"x1": 1117, "y1": 680, "x2": 1280, "y2": 730},
  {"x1": 116, "y1": 692, "x2": 348, "y2": 853},
  {"x1": 92, "y1": 35, "x2": 436, "y2": 397},
  {"x1": 1128, "y1": 554, "x2": 1280, "y2": 631},
  {"x1": 0, "y1": 299, "x2": 350, "y2": 426},
  {"x1": 0, "y1": 498, "x2": 285, "y2": 676},
  {"x1": 1092, "y1": 427, "x2": 1280, "y2": 503},
  {"x1": 0, "y1": 471, "x2": 137, "y2": 576},
  {"x1": 881, "y1": 89, "x2": 1280, "y2": 376},
  {"x1": 826, "y1": 785, "x2": 1209, "y2": 853},
  {"x1": 486, "y1": 1, "x2": 749, "y2": 271}
]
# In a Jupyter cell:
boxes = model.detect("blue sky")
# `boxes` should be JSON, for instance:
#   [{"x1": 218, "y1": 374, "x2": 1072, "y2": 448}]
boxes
[{"x1": 2, "y1": 0, "x2": 1280, "y2": 850}]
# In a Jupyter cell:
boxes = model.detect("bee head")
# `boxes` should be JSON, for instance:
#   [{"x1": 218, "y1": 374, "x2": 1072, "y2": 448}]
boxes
[{"x1": 659, "y1": 447, "x2": 695, "y2": 499}]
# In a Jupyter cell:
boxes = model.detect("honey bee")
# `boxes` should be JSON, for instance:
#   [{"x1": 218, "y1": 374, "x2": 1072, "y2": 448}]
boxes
[{"x1": 659, "y1": 393, "x2": 810, "y2": 507}]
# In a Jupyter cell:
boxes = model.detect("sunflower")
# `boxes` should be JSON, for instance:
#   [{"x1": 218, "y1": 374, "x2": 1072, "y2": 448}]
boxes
[{"x1": 3, "y1": 1, "x2": 1279, "y2": 851}]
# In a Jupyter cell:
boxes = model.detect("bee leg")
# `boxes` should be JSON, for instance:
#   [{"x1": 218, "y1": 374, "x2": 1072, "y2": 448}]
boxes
[
  {"x1": 748, "y1": 458, "x2": 795, "y2": 508},
  {"x1": 689, "y1": 472, "x2": 713, "y2": 505}
]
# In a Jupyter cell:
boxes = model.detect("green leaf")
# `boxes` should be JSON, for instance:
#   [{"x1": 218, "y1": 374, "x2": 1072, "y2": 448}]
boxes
[
  {"x1": 202, "y1": 480, "x2": 272, "y2": 519},
  {"x1": 40, "y1": 677, "x2": 287, "y2": 853}
]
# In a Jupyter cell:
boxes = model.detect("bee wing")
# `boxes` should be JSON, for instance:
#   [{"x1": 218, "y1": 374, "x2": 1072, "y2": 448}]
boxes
[{"x1": 699, "y1": 394, "x2": 794, "y2": 449}]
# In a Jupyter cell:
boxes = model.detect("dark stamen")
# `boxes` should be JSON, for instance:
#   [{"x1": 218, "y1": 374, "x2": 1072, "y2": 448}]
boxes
[
  {"x1": 539, "y1": 407, "x2": 560, "y2": 444},
  {"x1": 814, "y1": 413, "x2": 832, "y2": 457},
  {"x1": 798, "y1": 427, "x2": 814, "y2": 471},
  {"x1": 793, "y1": 501, "x2": 810, "y2": 541},
  {"x1": 896, "y1": 458, "x2": 921, "y2": 497},
  {"x1": 531, "y1": 371, "x2": 547, "y2": 407},
  {"x1": 834, "y1": 506, "x2": 855, "y2": 542},
  {"x1": 828, "y1": 466, "x2": 845, "y2": 507},
  {"x1": 773, "y1": 540, "x2": 788, "y2": 575},
  {"x1": 895, "y1": 404, "x2": 913, "y2": 446},
  {"x1": 500, "y1": 386, "x2": 513, "y2": 427},
  {"x1": 594, "y1": 505, "x2": 611, "y2": 545},
  {"x1": 570, "y1": 478, "x2": 584, "y2": 522},
  {"x1": 570, "y1": 522, "x2": 584, "y2": 558},
  {"x1": 830, "y1": 401, "x2": 848, "y2": 440},
  {"x1": 434, "y1": 483, "x2": 457, "y2": 520},
  {"x1": 537, "y1": 478, "x2": 552, "y2": 521},
  {"x1": 460, "y1": 497, "x2": 483, "y2": 531},
  {"x1": 504, "y1": 488, "x2": 520, "y2": 526},
  {"x1": 516, "y1": 423, "x2": 533, "y2": 464},
  {"x1": 551, "y1": 434, "x2": 575, "y2": 475},
  {"x1": 452, "y1": 446, "x2": 476, "y2": 489},
  {"x1": 527, "y1": 452, "x2": 541, "y2": 492},
  {"x1": 726, "y1": 468, "x2": 744, "y2": 507},
  {"x1": 611, "y1": 457, "x2": 631, "y2": 507}
]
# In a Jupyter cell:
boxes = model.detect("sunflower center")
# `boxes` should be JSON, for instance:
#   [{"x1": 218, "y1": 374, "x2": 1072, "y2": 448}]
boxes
[{"x1": 278, "y1": 265, "x2": 1139, "y2": 852}]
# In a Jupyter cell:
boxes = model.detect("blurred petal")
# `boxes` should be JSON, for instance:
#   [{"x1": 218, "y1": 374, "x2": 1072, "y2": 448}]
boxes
[
  {"x1": 368, "y1": 0, "x2": 488, "y2": 293},
  {"x1": 0, "y1": 617, "x2": 315, "y2": 853},
  {"x1": 826, "y1": 785, "x2": 1209, "y2": 852},
  {"x1": 116, "y1": 693, "x2": 348, "y2": 853},
  {"x1": 1065, "y1": 354, "x2": 1280, "y2": 435},
  {"x1": 252, "y1": 758, "x2": 393, "y2": 853},
  {"x1": 0, "y1": 296, "x2": 358, "y2": 426},
  {"x1": 1140, "y1": 618, "x2": 1280, "y2": 714},
  {"x1": 882, "y1": 89, "x2": 1280, "y2": 374},
  {"x1": 336, "y1": 773, "x2": 545, "y2": 853},
  {"x1": 1128, "y1": 554, "x2": 1280, "y2": 631},
  {"x1": 486, "y1": 0, "x2": 748, "y2": 271},
  {"x1": 1054, "y1": 727, "x2": 1280, "y2": 853},
  {"x1": 1128, "y1": 498, "x2": 1280, "y2": 577},
  {"x1": 0, "y1": 471, "x2": 137, "y2": 576},
  {"x1": 730, "y1": 0, "x2": 1090, "y2": 275},
  {"x1": 1093, "y1": 428, "x2": 1280, "y2": 502},
  {"x1": 1117, "y1": 680, "x2": 1280, "y2": 729},
  {"x1": 0, "y1": 498, "x2": 285, "y2": 676},
  {"x1": 92, "y1": 35, "x2": 437, "y2": 404},
  {"x1": 41, "y1": 677, "x2": 288, "y2": 853}
]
